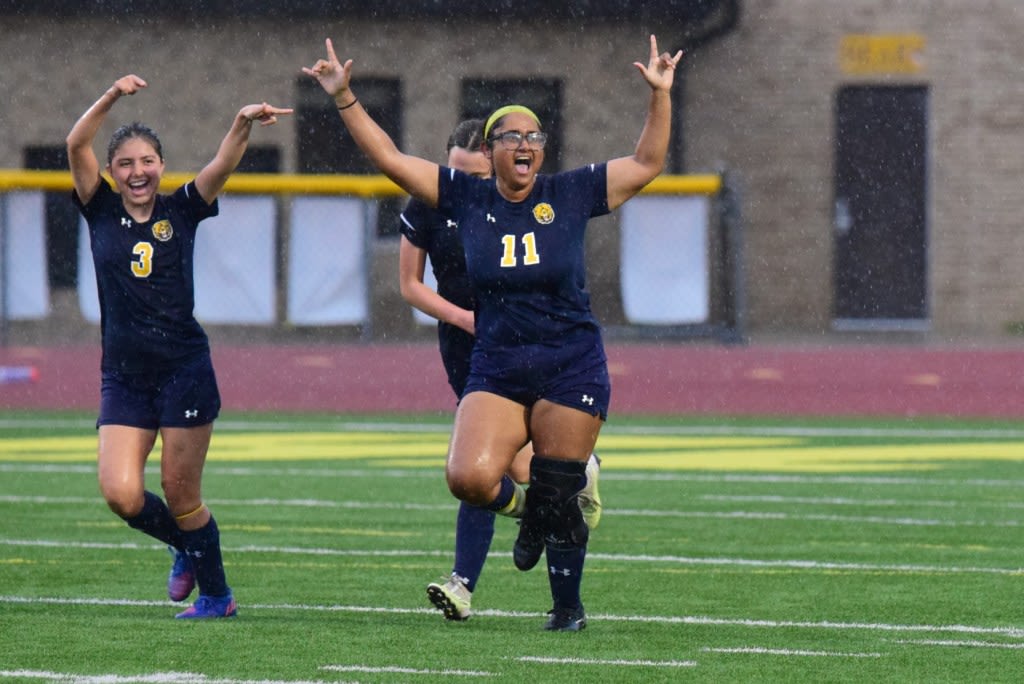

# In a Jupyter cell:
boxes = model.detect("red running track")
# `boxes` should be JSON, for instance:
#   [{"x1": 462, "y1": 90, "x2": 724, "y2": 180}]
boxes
[{"x1": 2, "y1": 343, "x2": 1023, "y2": 418}]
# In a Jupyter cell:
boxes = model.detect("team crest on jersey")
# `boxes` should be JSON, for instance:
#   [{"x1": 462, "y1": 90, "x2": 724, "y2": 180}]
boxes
[
  {"x1": 532, "y1": 202, "x2": 555, "y2": 225},
  {"x1": 151, "y1": 220, "x2": 173, "y2": 242}
]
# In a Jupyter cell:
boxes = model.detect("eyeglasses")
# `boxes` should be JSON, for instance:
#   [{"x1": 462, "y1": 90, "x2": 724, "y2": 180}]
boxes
[{"x1": 489, "y1": 130, "x2": 548, "y2": 151}]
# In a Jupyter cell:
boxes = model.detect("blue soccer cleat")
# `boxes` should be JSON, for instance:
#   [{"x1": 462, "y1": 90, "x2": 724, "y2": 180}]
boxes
[
  {"x1": 167, "y1": 546, "x2": 196, "y2": 602},
  {"x1": 174, "y1": 592, "x2": 238, "y2": 619}
]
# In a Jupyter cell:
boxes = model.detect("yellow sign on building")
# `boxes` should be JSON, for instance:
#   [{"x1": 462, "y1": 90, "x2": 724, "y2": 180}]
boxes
[{"x1": 840, "y1": 34, "x2": 925, "y2": 74}]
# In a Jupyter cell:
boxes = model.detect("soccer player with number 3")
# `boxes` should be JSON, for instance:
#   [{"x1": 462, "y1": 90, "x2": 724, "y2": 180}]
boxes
[{"x1": 66, "y1": 74, "x2": 291, "y2": 619}]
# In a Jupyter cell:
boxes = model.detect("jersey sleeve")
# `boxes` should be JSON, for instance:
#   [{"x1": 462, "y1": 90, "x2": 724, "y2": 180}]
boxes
[
  {"x1": 436, "y1": 165, "x2": 470, "y2": 218},
  {"x1": 175, "y1": 181, "x2": 220, "y2": 225},
  {"x1": 399, "y1": 197, "x2": 434, "y2": 249},
  {"x1": 579, "y1": 162, "x2": 610, "y2": 218},
  {"x1": 71, "y1": 177, "x2": 117, "y2": 220}
]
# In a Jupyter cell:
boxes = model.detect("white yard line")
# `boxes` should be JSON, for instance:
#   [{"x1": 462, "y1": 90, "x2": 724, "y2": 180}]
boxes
[
  {"x1": 1, "y1": 594, "x2": 1021, "y2": 639},
  {"x1": 2, "y1": 536, "x2": 1022, "y2": 576},
  {"x1": 702, "y1": 646, "x2": 882, "y2": 658},
  {"x1": 7, "y1": 416, "x2": 1024, "y2": 440}
]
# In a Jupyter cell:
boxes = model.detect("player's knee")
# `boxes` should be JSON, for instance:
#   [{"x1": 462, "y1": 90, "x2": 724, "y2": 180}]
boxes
[
  {"x1": 445, "y1": 470, "x2": 491, "y2": 505},
  {"x1": 526, "y1": 455, "x2": 589, "y2": 547},
  {"x1": 527, "y1": 455, "x2": 586, "y2": 502},
  {"x1": 100, "y1": 484, "x2": 143, "y2": 519},
  {"x1": 161, "y1": 476, "x2": 199, "y2": 510}
]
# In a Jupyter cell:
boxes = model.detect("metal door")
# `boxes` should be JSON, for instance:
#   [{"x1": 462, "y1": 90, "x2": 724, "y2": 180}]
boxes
[{"x1": 833, "y1": 85, "x2": 928, "y2": 328}]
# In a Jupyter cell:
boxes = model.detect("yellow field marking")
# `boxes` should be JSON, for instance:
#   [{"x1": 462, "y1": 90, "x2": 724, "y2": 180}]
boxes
[
  {"x1": 0, "y1": 432, "x2": 451, "y2": 462},
  {"x1": 610, "y1": 442, "x2": 1024, "y2": 472},
  {"x1": 0, "y1": 436, "x2": 96, "y2": 454},
  {"x1": 594, "y1": 436, "x2": 794, "y2": 449},
  {"x1": 0, "y1": 432, "x2": 1022, "y2": 473}
]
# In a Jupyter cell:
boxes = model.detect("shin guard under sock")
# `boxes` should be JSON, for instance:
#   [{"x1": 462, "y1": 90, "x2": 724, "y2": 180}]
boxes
[{"x1": 181, "y1": 516, "x2": 229, "y2": 597}]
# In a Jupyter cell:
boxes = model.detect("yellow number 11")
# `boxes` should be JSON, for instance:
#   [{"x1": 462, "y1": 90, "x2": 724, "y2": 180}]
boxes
[{"x1": 500, "y1": 232, "x2": 540, "y2": 268}]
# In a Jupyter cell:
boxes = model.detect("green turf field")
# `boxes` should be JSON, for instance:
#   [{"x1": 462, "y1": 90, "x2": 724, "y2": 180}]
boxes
[{"x1": 1, "y1": 411, "x2": 1022, "y2": 683}]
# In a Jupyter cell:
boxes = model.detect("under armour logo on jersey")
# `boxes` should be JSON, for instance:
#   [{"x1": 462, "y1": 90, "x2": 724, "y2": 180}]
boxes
[
  {"x1": 486, "y1": 213, "x2": 496, "y2": 223},
  {"x1": 121, "y1": 217, "x2": 132, "y2": 228},
  {"x1": 185, "y1": 409, "x2": 198, "y2": 418},
  {"x1": 581, "y1": 394, "x2": 594, "y2": 406},
  {"x1": 446, "y1": 219, "x2": 457, "y2": 229}
]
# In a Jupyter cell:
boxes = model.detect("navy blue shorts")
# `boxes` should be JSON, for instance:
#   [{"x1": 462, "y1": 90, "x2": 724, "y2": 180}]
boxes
[
  {"x1": 438, "y1": 322, "x2": 474, "y2": 399},
  {"x1": 98, "y1": 353, "x2": 221, "y2": 429},
  {"x1": 463, "y1": 335, "x2": 610, "y2": 419}
]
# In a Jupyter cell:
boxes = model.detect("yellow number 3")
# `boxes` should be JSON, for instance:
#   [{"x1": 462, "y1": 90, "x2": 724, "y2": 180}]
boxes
[{"x1": 131, "y1": 241, "x2": 153, "y2": 278}]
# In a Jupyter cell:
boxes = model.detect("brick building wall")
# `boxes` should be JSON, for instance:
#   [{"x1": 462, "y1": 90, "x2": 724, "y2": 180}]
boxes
[
  {"x1": 2, "y1": 2, "x2": 1023, "y2": 340},
  {"x1": 685, "y1": 1, "x2": 1024, "y2": 338}
]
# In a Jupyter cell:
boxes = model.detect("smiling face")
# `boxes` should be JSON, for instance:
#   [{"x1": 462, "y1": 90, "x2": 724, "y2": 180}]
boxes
[
  {"x1": 485, "y1": 112, "x2": 545, "y2": 198},
  {"x1": 107, "y1": 136, "x2": 165, "y2": 213}
]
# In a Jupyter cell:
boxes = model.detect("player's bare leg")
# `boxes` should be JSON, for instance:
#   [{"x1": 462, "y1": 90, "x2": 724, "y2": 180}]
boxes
[
  {"x1": 446, "y1": 391, "x2": 529, "y2": 508},
  {"x1": 160, "y1": 424, "x2": 236, "y2": 619}
]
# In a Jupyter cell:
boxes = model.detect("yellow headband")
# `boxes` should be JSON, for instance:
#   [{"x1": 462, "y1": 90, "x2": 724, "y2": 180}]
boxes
[{"x1": 484, "y1": 105, "x2": 541, "y2": 140}]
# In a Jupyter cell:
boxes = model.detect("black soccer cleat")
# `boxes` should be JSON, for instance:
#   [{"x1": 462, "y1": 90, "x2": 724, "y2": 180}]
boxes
[
  {"x1": 513, "y1": 514, "x2": 546, "y2": 571},
  {"x1": 544, "y1": 605, "x2": 587, "y2": 632}
]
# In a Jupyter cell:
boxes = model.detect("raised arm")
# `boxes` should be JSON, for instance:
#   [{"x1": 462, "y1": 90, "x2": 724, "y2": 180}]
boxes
[
  {"x1": 398, "y1": 236, "x2": 475, "y2": 335},
  {"x1": 194, "y1": 102, "x2": 293, "y2": 205},
  {"x1": 66, "y1": 74, "x2": 146, "y2": 204},
  {"x1": 605, "y1": 35, "x2": 683, "y2": 211},
  {"x1": 303, "y1": 38, "x2": 440, "y2": 206}
]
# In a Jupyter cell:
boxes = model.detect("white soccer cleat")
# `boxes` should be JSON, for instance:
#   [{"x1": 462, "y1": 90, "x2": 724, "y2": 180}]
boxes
[
  {"x1": 578, "y1": 453, "x2": 602, "y2": 530},
  {"x1": 426, "y1": 573, "x2": 473, "y2": 621}
]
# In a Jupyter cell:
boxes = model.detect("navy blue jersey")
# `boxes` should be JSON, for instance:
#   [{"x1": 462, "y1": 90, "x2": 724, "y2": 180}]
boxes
[
  {"x1": 399, "y1": 196, "x2": 476, "y2": 396},
  {"x1": 399, "y1": 197, "x2": 475, "y2": 310},
  {"x1": 437, "y1": 163, "x2": 610, "y2": 349},
  {"x1": 73, "y1": 179, "x2": 217, "y2": 374}
]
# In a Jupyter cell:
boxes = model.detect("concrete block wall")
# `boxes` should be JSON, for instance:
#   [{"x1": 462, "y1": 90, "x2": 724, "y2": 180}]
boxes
[{"x1": 3, "y1": 3, "x2": 1023, "y2": 341}]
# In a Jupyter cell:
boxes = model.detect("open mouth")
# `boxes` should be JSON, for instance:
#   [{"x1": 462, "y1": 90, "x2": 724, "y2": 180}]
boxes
[
  {"x1": 127, "y1": 178, "x2": 150, "y2": 194},
  {"x1": 514, "y1": 154, "x2": 532, "y2": 174}
]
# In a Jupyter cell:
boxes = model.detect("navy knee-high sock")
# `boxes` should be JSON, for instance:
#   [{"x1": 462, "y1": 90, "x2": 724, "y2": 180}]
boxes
[
  {"x1": 452, "y1": 502, "x2": 495, "y2": 592},
  {"x1": 482, "y1": 474, "x2": 519, "y2": 515},
  {"x1": 124, "y1": 491, "x2": 184, "y2": 549},
  {"x1": 181, "y1": 516, "x2": 229, "y2": 597},
  {"x1": 545, "y1": 544, "x2": 587, "y2": 611}
]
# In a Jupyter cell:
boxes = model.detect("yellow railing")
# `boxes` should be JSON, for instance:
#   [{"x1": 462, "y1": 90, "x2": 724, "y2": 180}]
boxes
[{"x1": 0, "y1": 169, "x2": 722, "y2": 197}]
